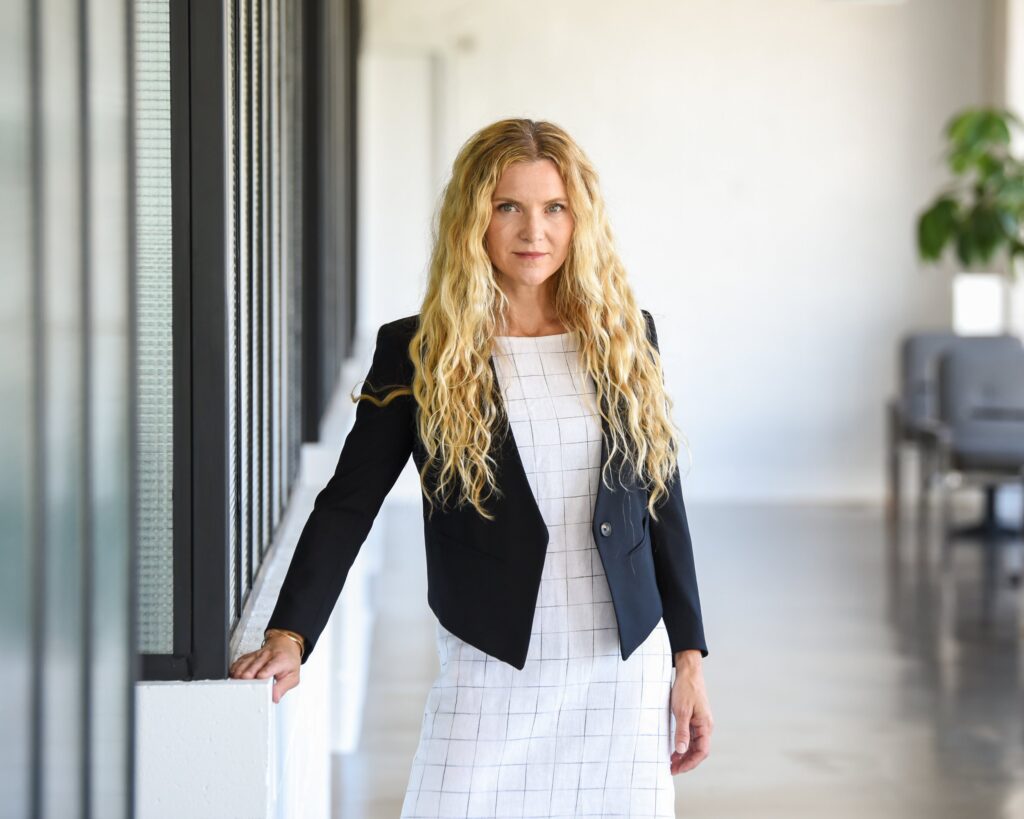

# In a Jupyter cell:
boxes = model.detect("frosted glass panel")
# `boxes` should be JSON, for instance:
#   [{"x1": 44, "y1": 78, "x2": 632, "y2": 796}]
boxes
[
  {"x1": 86, "y1": 0, "x2": 133, "y2": 813},
  {"x1": 135, "y1": 0, "x2": 175, "y2": 654},
  {"x1": 2, "y1": 0, "x2": 134, "y2": 812},
  {"x1": 0, "y1": 3, "x2": 34, "y2": 813}
]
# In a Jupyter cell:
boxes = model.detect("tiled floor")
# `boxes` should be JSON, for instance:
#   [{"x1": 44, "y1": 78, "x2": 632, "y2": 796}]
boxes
[{"x1": 335, "y1": 500, "x2": 1024, "y2": 818}]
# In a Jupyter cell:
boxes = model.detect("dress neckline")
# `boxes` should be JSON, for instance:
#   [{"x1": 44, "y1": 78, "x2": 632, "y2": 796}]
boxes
[{"x1": 493, "y1": 330, "x2": 572, "y2": 339}]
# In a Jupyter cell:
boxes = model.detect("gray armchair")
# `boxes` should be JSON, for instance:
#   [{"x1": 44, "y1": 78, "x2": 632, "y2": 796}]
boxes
[
  {"x1": 886, "y1": 331, "x2": 959, "y2": 521},
  {"x1": 930, "y1": 336, "x2": 1024, "y2": 545}
]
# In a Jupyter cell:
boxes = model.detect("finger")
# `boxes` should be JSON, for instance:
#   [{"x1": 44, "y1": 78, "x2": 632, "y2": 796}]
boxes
[
  {"x1": 229, "y1": 651, "x2": 258, "y2": 677},
  {"x1": 254, "y1": 652, "x2": 297, "y2": 680},
  {"x1": 229, "y1": 651, "x2": 261, "y2": 679},
  {"x1": 669, "y1": 719, "x2": 710, "y2": 774},
  {"x1": 690, "y1": 711, "x2": 714, "y2": 732},
  {"x1": 686, "y1": 726, "x2": 711, "y2": 752},
  {"x1": 274, "y1": 670, "x2": 300, "y2": 704},
  {"x1": 239, "y1": 649, "x2": 279, "y2": 680},
  {"x1": 231, "y1": 650, "x2": 270, "y2": 679},
  {"x1": 670, "y1": 749, "x2": 701, "y2": 774},
  {"x1": 676, "y1": 748, "x2": 708, "y2": 773},
  {"x1": 674, "y1": 706, "x2": 693, "y2": 754},
  {"x1": 272, "y1": 670, "x2": 299, "y2": 704},
  {"x1": 676, "y1": 733, "x2": 710, "y2": 772}
]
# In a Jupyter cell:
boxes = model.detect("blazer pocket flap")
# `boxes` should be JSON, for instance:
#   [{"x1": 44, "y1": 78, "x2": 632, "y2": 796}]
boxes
[{"x1": 625, "y1": 514, "x2": 651, "y2": 556}]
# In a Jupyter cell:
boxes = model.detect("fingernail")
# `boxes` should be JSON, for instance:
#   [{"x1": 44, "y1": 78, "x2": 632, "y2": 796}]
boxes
[{"x1": 676, "y1": 742, "x2": 687, "y2": 754}]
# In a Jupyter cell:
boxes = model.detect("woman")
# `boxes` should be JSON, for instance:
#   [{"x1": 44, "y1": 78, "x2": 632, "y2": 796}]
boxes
[{"x1": 230, "y1": 117, "x2": 713, "y2": 817}]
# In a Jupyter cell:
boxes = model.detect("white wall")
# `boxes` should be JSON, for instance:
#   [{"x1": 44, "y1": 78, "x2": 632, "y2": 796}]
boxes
[
  {"x1": 357, "y1": 50, "x2": 440, "y2": 505},
  {"x1": 362, "y1": 0, "x2": 999, "y2": 503},
  {"x1": 358, "y1": 51, "x2": 436, "y2": 337}
]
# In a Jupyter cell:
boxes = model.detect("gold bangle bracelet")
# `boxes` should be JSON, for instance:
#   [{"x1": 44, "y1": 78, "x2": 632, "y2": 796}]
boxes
[{"x1": 262, "y1": 628, "x2": 304, "y2": 656}]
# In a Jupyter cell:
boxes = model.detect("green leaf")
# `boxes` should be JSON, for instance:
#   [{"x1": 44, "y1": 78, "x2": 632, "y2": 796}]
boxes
[
  {"x1": 955, "y1": 230, "x2": 976, "y2": 266},
  {"x1": 979, "y1": 112, "x2": 1012, "y2": 145},
  {"x1": 995, "y1": 177, "x2": 1024, "y2": 209},
  {"x1": 946, "y1": 109, "x2": 980, "y2": 144},
  {"x1": 917, "y1": 198, "x2": 958, "y2": 260},
  {"x1": 966, "y1": 205, "x2": 1006, "y2": 263},
  {"x1": 975, "y1": 152, "x2": 1004, "y2": 180},
  {"x1": 927, "y1": 107, "x2": 1024, "y2": 267},
  {"x1": 947, "y1": 146, "x2": 975, "y2": 174},
  {"x1": 997, "y1": 209, "x2": 1019, "y2": 239},
  {"x1": 945, "y1": 108, "x2": 1016, "y2": 173}
]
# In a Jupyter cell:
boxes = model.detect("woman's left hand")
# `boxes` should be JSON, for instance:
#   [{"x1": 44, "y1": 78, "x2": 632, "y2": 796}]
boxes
[{"x1": 669, "y1": 652, "x2": 713, "y2": 774}]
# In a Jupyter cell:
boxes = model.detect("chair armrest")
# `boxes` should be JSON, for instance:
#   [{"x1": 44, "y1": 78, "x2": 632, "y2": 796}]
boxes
[
  {"x1": 914, "y1": 419, "x2": 953, "y2": 447},
  {"x1": 915, "y1": 419, "x2": 956, "y2": 474},
  {"x1": 886, "y1": 397, "x2": 905, "y2": 442}
]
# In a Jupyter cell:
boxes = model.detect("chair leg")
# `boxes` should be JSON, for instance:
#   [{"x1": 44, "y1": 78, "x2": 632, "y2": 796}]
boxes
[
  {"x1": 918, "y1": 443, "x2": 933, "y2": 519},
  {"x1": 1014, "y1": 476, "x2": 1024, "y2": 588},
  {"x1": 949, "y1": 484, "x2": 1022, "y2": 540},
  {"x1": 939, "y1": 471, "x2": 953, "y2": 557},
  {"x1": 886, "y1": 402, "x2": 901, "y2": 523}
]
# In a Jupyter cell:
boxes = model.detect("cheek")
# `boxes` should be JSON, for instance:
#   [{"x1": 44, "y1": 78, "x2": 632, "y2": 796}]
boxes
[
  {"x1": 557, "y1": 220, "x2": 574, "y2": 248},
  {"x1": 484, "y1": 224, "x2": 499, "y2": 253},
  {"x1": 485, "y1": 222, "x2": 509, "y2": 252}
]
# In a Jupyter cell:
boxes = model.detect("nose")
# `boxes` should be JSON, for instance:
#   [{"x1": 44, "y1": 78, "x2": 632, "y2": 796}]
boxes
[{"x1": 519, "y1": 210, "x2": 545, "y2": 242}]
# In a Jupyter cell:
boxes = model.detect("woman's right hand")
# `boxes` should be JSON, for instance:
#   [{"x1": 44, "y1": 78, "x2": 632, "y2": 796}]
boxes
[{"x1": 229, "y1": 636, "x2": 302, "y2": 704}]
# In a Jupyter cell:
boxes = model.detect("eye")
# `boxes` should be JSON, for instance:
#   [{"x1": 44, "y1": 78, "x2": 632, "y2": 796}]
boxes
[
  {"x1": 549, "y1": 203, "x2": 566, "y2": 213},
  {"x1": 497, "y1": 202, "x2": 516, "y2": 212}
]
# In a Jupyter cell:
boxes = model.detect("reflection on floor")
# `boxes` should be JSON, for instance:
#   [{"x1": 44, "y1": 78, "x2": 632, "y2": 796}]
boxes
[{"x1": 334, "y1": 501, "x2": 1024, "y2": 819}]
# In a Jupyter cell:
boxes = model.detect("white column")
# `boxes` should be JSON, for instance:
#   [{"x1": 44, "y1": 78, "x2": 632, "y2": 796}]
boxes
[{"x1": 1005, "y1": 0, "x2": 1024, "y2": 336}]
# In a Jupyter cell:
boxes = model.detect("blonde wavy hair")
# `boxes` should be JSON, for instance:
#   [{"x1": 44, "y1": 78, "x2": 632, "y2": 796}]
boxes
[{"x1": 359, "y1": 117, "x2": 691, "y2": 522}]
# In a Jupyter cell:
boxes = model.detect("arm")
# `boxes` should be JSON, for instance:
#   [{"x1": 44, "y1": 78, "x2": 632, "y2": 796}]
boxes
[
  {"x1": 265, "y1": 321, "x2": 415, "y2": 663},
  {"x1": 641, "y1": 309, "x2": 709, "y2": 664}
]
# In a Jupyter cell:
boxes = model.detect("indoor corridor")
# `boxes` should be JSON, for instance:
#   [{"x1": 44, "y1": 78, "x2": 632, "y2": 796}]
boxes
[{"x1": 335, "y1": 499, "x2": 1024, "y2": 819}]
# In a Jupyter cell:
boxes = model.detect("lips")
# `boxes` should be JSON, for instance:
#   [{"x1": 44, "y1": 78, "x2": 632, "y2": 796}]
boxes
[{"x1": 514, "y1": 252, "x2": 547, "y2": 258}]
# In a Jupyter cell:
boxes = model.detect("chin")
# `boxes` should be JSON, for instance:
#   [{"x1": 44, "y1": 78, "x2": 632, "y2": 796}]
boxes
[{"x1": 517, "y1": 270, "x2": 558, "y2": 285}]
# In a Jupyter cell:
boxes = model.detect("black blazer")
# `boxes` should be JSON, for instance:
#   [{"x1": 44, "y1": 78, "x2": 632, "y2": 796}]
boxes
[{"x1": 266, "y1": 309, "x2": 708, "y2": 670}]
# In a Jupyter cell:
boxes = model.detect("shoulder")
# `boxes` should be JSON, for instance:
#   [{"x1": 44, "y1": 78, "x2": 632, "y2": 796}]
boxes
[
  {"x1": 640, "y1": 308, "x2": 659, "y2": 348},
  {"x1": 373, "y1": 314, "x2": 420, "y2": 353},
  {"x1": 377, "y1": 313, "x2": 420, "y2": 342},
  {"x1": 367, "y1": 315, "x2": 419, "y2": 380}
]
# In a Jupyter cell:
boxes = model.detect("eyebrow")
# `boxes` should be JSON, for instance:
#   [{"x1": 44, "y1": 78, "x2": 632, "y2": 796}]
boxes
[{"x1": 491, "y1": 196, "x2": 567, "y2": 205}]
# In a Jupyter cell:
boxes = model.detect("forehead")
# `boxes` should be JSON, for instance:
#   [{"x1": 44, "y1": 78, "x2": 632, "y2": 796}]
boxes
[{"x1": 492, "y1": 159, "x2": 567, "y2": 198}]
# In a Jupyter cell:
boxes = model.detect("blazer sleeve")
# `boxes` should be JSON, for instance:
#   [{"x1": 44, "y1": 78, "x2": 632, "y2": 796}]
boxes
[
  {"x1": 265, "y1": 321, "x2": 415, "y2": 663},
  {"x1": 641, "y1": 309, "x2": 709, "y2": 659}
]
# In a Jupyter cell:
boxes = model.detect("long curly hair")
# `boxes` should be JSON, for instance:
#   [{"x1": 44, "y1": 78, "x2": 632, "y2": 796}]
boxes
[{"x1": 361, "y1": 117, "x2": 690, "y2": 522}]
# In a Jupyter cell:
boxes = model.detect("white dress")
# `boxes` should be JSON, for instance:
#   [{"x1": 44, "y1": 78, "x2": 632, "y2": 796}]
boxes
[{"x1": 400, "y1": 331, "x2": 676, "y2": 819}]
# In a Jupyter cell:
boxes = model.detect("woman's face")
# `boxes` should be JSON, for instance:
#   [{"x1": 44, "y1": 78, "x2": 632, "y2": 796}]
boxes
[{"x1": 484, "y1": 159, "x2": 574, "y2": 289}]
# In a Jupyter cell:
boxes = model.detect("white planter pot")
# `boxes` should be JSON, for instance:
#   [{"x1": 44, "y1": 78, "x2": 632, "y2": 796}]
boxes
[
  {"x1": 952, "y1": 271, "x2": 1009, "y2": 335},
  {"x1": 1010, "y1": 259, "x2": 1024, "y2": 338}
]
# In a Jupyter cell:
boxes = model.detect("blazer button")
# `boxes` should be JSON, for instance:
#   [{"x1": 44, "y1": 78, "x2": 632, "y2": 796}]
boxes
[{"x1": 600, "y1": 521, "x2": 612, "y2": 536}]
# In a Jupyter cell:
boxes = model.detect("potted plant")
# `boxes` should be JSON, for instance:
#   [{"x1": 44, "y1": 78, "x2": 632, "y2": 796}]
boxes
[{"x1": 917, "y1": 107, "x2": 1024, "y2": 334}]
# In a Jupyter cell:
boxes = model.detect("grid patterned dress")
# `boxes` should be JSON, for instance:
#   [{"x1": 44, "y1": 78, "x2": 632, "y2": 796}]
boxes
[{"x1": 400, "y1": 331, "x2": 676, "y2": 819}]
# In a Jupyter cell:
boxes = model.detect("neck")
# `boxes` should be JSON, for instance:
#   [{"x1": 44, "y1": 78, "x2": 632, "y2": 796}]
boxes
[{"x1": 495, "y1": 276, "x2": 564, "y2": 336}]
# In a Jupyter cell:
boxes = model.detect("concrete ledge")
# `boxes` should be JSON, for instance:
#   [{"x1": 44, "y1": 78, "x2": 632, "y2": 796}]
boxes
[{"x1": 135, "y1": 333, "x2": 380, "y2": 819}]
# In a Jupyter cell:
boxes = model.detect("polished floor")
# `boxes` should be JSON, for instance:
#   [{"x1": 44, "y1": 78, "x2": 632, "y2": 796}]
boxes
[{"x1": 334, "y1": 498, "x2": 1024, "y2": 818}]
